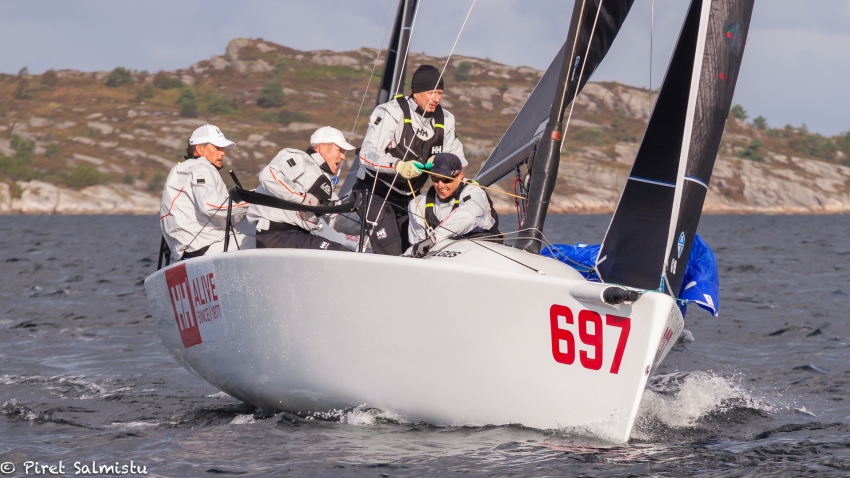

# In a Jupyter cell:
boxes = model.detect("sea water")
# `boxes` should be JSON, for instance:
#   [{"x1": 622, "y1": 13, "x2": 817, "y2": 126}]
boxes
[{"x1": 1, "y1": 214, "x2": 849, "y2": 476}]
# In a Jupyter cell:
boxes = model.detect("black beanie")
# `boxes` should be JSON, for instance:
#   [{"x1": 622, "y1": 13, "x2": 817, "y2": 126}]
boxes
[{"x1": 411, "y1": 65, "x2": 444, "y2": 94}]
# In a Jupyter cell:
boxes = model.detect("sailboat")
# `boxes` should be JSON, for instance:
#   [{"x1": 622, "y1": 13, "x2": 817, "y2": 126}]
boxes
[{"x1": 144, "y1": 0, "x2": 753, "y2": 444}]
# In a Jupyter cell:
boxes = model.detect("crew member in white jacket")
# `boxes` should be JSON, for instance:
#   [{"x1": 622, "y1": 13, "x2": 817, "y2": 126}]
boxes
[
  {"x1": 407, "y1": 153, "x2": 500, "y2": 258},
  {"x1": 354, "y1": 65, "x2": 467, "y2": 256},
  {"x1": 159, "y1": 124, "x2": 255, "y2": 260},
  {"x1": 248, "y1": 126, "x2": 362, "y2": 251}
]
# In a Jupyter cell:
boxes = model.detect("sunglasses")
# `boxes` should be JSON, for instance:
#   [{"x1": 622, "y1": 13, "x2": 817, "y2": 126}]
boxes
[{"x1": 433, "y1": 175, "x2": 459, "y2": 184}]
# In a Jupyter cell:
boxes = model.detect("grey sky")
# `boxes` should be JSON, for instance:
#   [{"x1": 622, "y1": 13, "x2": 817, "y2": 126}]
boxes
[{"x1": 0, "y1": 1, "x2": 847, "y2": 135}]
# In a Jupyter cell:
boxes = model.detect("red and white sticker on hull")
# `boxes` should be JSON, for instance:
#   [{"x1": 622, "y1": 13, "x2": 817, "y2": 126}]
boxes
[{"x1": 164, "y1": 262, "x2": 227, "y2": 348}]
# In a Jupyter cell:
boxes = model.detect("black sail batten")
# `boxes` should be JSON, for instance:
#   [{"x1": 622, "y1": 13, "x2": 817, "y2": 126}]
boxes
[
  {"x1": 597, "y1": 0, "x2": 754, "y2": 293},
  {"x1": 339, "y1": 0, "x2": 418, "y2": 198},
  {"x1": 475, "y1": 0, "x2": 634, "y2": 187}
]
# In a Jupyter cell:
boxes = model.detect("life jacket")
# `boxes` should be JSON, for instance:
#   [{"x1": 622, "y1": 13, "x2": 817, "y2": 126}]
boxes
[
  {"x1": 303, "y1": 148, "x2": 335, "y2": 205},
  {"x1": 366, "y1": 95, "x2": 445, "y2": 196},
  {"x1": 424, "y1": 182, "x2": 501, "y2": 239}
]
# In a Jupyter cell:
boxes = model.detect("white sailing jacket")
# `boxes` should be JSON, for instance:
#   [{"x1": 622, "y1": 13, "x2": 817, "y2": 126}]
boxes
[
  {"x1": 248, "y1": 149, "x2": 361, "y2": 235},
  {"x1": 159, "y1": 157, "x2": 255, "y2": 259},
  {"x1": 407, "y1": 183, "x2": 496, "y2": 245},
  {"x1": 358, "y1": 96, "x2": 467, "y2": 180}
]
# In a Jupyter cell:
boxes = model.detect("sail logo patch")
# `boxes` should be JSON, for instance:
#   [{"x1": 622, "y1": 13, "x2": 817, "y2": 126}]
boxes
[
  {"x1": 677, "y1": 232, "x2": 685, "y2": 259},
  {"x1": 164, "y1": 262, "x2": 227, "y2": 349},
  {"x1": 724, "y1": 21, "x2": 743, "y2": 54}
]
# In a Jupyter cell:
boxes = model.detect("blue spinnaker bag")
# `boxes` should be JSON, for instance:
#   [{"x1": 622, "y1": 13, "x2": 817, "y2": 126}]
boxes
[
  {"x1": 541, "y1": 233, "x2": 719, "y2": 317},
  {"x1": 540, "y1": 243, "x2": 601, "y2": 281},
  {"x1": 677, "y1": 234, "x2": 719, "y2": 317}
]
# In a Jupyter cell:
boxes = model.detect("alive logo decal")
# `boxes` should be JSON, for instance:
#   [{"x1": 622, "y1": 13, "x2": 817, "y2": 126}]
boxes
[{"x1": 164, "y1": 262, "x2": 227, "y2": 349}]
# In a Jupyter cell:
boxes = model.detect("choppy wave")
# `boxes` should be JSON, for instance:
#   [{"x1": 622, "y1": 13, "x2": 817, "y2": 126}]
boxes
[
  {"x1": 306, "y1": 405, "x2": 405, "y2": 426},
  {"x1": 2, "y1": 399, "x2": 89, "y2": 428},
  {"x1": 0, "y1": 374, "x2": 111, "y2": 399},
  {"x1": 632, "y1": 371, "x2": 775, "y2": 440}
]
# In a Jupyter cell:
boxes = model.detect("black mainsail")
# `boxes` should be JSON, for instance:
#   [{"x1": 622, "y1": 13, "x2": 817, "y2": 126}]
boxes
[
  {"x1": 597, "y1": 0, "x2": 754, "y2": 293},
  {"x1": 474, "y1": 0, "x2": 634, "y2": 188},
  {"x1": 339, "y1": 0, "x2": 418, "y2": 198}
]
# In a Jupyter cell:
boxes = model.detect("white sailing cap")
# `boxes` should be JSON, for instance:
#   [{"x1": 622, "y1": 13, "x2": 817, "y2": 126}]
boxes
[
  {"x1": 188, "y1": 124, "x2": 235, "y2": 148},
  {"x1": 310, "y1": 126, "x2": 355, "y2": 151}
]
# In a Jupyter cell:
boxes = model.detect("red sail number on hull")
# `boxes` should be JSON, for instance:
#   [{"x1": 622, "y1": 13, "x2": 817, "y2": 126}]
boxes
[{"x1": 549, "y1": 305, "x2": 631, "y2": 374}]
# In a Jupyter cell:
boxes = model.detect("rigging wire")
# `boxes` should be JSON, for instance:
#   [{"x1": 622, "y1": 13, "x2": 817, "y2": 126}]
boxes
[
  {"x1": 347, "y1": 0, "x2": 395, "y2": 144},
  {"x1": 378, "y1": 197, "x2": 544, "y2": 274},
  {"x1": 361, "y1": 1, "x2": 423, "y2": 230},
  {"x1": 363, "y1": 0, "x2": 477, "y2": 247},
  {"x1": 407, "y1": 177, "x2": 431, "y2": 231},
  {"x1": 649, "y1": 0, "x2": 654, "y2": 109},
  {"x1": 334, "y1": 0, "x2": 395, "y2": 186}
]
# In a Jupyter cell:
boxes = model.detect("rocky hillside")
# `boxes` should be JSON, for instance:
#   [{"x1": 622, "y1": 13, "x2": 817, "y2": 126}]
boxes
[{"x1": 2, "y1": 38, "x2": 849, "y2": 215}]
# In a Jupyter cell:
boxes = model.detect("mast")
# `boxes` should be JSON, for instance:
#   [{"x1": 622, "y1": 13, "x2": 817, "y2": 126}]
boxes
[
  {"x1": 338, "y1": 0, "x2": 418, "y2": 198},
  {"x1": 513, "y1": 0, "x2": 588, "y2": 254}
]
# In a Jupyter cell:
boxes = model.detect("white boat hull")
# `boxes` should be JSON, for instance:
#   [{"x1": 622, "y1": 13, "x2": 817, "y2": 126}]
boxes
[{"x1": 145, "y1": 240, "x2": 683, "y2": 443}]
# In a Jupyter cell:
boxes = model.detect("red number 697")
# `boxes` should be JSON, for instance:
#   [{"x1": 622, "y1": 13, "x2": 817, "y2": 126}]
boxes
[{"x1": 549, "y1": 304, "x2": 631, "y2": 374}]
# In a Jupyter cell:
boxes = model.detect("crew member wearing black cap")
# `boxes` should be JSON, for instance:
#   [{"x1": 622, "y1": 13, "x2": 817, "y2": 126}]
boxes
[
  {"x1": 407, "y1": 153, "x2": 500, "y2": 258},
  {"x1": 355, "y1": 64, "x2": 467, "y2": 256}
]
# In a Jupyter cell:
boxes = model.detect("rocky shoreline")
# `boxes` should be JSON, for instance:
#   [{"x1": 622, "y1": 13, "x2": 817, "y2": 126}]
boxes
[
  {"x1": 0, "y1": 181, "x2": 159, "y2": 215},
  {"x1": 3, "y1": 38, "x2": 849, "y2": 216}
]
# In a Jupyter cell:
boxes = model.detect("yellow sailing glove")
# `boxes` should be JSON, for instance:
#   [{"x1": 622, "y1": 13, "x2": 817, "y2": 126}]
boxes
[{"x1": 394, "y1": 160, "x2": 424, "y2": 179}]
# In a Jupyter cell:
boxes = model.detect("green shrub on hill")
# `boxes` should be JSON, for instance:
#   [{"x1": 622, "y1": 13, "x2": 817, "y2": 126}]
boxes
[
  {"x1": 257, "y1": 81, "x2": 285, "y2": 108},
  {"x1": 153, "y1": 71, "x2": 183, "y2": 89},
  {"x1": 176, "y1": 89, "x2": 198, "y2": 118},
  {"x1": 147, "y1": 171, "x2": 165, "y2": 192},
  {"x1": 796, "y1": 134, "x2": 836, "y2": 160},
  {"x1": 106, "y1": 67, "x2": 133, "y2": 87},
  {"x1": 730, "y1": 104, "x2": 747, "y2": 121},
  {"x1": 11, "y1": 135, "x2": 34, "y2": 161},
  {"x1": 294, "y1": 64, "x2": 361, "y2": 80},
  {"x1": 66, "y1": 166, "x2": 102, "y2": 188},
  {"x1": 0, "y1": 136, "x2": 39, "y2": 182},
  {"x1": 454, "y1": 61, "x2": 472, "y2": 82},
  {"x1": 136, "y1": 82, "x2": 155, "y2": 101},
  {"x1": 0, "y1": 155, "x2": 35, "y2": 182},
  {"x1": 13, "y1": 78, "x2": 30, "y2": 99},
  {"x1": 738, "y1": 139, "x2": 764, "y2": 161},
  {"x1": 574, "y1": 128, "x2": 608, "y2": 146},
  {"x1": 41, "y1": 69, "x2": 58, "y2": 88},
  {"x1": 277, "y1": 110, "x2": 309, "y2": 125},
  {"x1": 45, "y1": 143, "x2": 61, "y2": 159},
  {"x1": 207, "y1": 95, "x2": 231, "y2": 115},
  {"x1": 752, "y1": 116, "x2": 767, "y2": 130}
]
